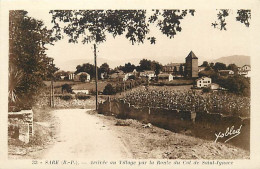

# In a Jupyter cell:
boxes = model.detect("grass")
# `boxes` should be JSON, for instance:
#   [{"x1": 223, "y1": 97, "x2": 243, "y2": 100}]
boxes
[{"x1": 43, "y1": 81, "x2": 83, "y2": 88}]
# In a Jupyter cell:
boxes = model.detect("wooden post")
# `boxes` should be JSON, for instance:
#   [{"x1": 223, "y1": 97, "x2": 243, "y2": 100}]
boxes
[{"x1": 94, "y1": 44, "x2": 98, "y2": 110}]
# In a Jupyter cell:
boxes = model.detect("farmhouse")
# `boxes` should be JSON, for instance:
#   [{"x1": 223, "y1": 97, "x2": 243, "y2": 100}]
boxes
[
  {"x1": 163, "y1": 63, "x2": 184, "y2": 73},
  {"x1": 238, "y1": 65, "x2": 251, "y2": 77},
  {"x1": 68, "y1": 72, "x2": 75, "y2": 80},
  {"x1": 218, "y1": 70, "x2": 234, "y2": 76},
  {"x1": 196, "y1": 76, "x2": 211, "y2": 88},
  {"x1": 140, "y1": 70, "x2": 155, "y2": 80},
  {"x1": 198, "y1": 66, "x2": 206, "y2": 72},
  {"x1": 109, "y1": 71, "x2": 129, "y2": 81},
  {"x1": 158, "y1": 73, "x2": 173, "y2": 81},
  {"x1": 210, "y1": 83, "x2": 220, "y2": 90},
  {"x1": 72, "y1": 85, "x2": 89, "y2": 94},
  {"x1": 74, "y1": 72, "x2": 91, "y2": 82}
]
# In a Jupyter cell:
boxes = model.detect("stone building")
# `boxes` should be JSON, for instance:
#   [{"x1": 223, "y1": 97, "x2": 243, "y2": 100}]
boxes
[{"x1": 185, "y1": 51, "x2": 198, "y2": 78}]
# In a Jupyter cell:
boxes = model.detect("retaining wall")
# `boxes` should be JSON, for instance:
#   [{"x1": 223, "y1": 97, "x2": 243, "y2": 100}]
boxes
[{"x1": 98, "y1": 99, "x2": 250, "y2": 150}]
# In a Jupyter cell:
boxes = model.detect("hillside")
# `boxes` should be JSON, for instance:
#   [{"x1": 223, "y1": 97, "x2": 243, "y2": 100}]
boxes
[{"x1": 211, "y1": 55, "x2": 250, "y2": 67}]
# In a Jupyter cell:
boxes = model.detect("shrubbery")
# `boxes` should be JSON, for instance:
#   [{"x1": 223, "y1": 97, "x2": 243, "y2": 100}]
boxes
[
  {"x1": 202, "y1": 87, "x2": 212, "y2": 93},
  {"x1": 216, "y1": 75, "x2": 250, "y2": 96},
  {"x1": 61, "y1": 84, "x2": 72, "y2": 93},
  {"x1": 103, "y1": 83, "x2": 116, "y2": 95},
  {"x1": 76, "y1": 93, "x2": 91, "y2": 100},
  {"x1": 60, "y1": 94, "x2": 73, "y2": 100}
]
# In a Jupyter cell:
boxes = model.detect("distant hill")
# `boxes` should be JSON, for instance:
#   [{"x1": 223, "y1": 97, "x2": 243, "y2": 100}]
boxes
[{"x1": 210, "y1": 55, "x2": 250, "y2": 67}]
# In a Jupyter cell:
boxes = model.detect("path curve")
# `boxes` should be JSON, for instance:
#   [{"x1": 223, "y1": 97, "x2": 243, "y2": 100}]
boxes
[{"x1": 43, "y1": 109, "x2": 132, "y2": 159}]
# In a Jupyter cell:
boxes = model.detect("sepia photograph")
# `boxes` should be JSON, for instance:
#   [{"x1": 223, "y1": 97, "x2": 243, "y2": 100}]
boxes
[{"x1": 1, "y1": 0, "x2": 260, "y2": 168}]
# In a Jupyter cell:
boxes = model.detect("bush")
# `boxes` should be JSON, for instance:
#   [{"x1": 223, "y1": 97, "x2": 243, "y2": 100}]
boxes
[
  {"x1": 217, "y1": 75, "x2": 250, "y2": 96},
  {"x1": 103, "y1": 83, "x2": 116, "y2": 95},
  {"x1": 61, "y1": 84, "x2": 72, "y2": 93},
  {"x1": 202, "y1": 87, "x2": 212, "y2": 93},
  {"x1": 60, "y1": 94, "x2": 73, "y2": 100},
  {"x1": 76, "y1": 93, "x2": 91, "y2": 100}
]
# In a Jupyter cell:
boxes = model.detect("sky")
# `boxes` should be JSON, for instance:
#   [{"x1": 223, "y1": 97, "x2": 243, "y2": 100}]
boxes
[{"x1": 27, "y1": 9, "x2": 251, "y2": 71}]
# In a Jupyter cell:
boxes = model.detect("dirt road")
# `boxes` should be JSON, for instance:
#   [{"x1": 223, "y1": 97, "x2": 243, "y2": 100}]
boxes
[{"x1": 43, "y1": 109, "x2": 132, "y2": 159}]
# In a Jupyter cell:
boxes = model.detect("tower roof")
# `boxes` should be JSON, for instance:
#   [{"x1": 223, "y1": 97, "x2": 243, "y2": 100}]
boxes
[{"x1": 186, "y1": 51, "x2": 198, "y2": 59}]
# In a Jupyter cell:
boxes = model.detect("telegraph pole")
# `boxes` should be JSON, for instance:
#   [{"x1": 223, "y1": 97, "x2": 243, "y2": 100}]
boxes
[
  {"x1": 50, "y1": 59, "x2": 54, "y2": 108},
  {"x1": 94, "y1": 44, "x2": 98, "y2": 110}
]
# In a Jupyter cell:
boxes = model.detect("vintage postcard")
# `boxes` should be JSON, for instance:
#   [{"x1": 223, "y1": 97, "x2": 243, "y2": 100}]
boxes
[{"x1": 1, "y1": 0, "x2": 260, "y2": 168}]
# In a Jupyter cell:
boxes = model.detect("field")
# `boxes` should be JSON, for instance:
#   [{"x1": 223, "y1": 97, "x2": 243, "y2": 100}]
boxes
[
  {"x1": 43, "y1": 81, "x2": 83, "y2": 88},
  {"x1": 120, "y1": 86, "x2": 250, "y2": 117}
]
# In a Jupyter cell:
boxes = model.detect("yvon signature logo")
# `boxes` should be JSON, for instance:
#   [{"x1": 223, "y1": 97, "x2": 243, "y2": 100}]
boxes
[{"x1": 215, "y1": 125, "x2": 242, "y2": 143}]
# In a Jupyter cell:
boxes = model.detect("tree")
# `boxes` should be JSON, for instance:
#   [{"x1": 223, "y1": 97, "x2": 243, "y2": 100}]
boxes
[
  {"x1": 213, "y1": 62, "x2": 227, "y2": 71},
  {"x1": 212, "y1": 9, "x2": 251, "y2": 30},
  {"x1": 179, "y1": 64, "x2": 184, "y2": 77},
  {"x1": 227, "y1": 64, "x2": 238, "y2": 72},
  {"x1": 61, "y1": 84, "x2": 72, "y2": 93},
  {"x1": 139, "y1": 59, "x2": 152, "y2": 71},
  {"x1": 173, "y1": 66, "x2": 178, "y2": 76},
  {"x1": 9, "y1": 10, "x2": 57, "y2": 111},
  {"x1": 121, "y1": 62, "x2": 136, "y2": 73},
  {"x1": 201, "y1": 61, "x2": 209, "y2": 67},
  {"x1": 75, "y1": 63, "x2": 95, "y2": 78},
  {"x1": 99, "y1": 63, "x2": 110, "y2": 75},
  {"x1": 103, "y1": 83, "x2": 116, "y2": 95},
  {"x1": 151, "y1": 61, "x2": 163, "y2": 76},
  {"x1": 79, "y1": 74, "x2": 88, "y2": 82},
  {"x1": 217, "y1": 75, "x2": 250, "y2": 96}
]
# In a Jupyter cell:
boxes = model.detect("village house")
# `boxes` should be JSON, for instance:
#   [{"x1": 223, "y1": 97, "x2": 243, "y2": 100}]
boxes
[
  {"x1": 71, "y1": 85, "x2": 89, "y2": 94},
  {"x1": 68, "y1": 71, "x2": 75, "y2": 80},
  {"x1": 74, "y1": 72, "x2": 91, "y2": 82},
  {"x1": 238, "y1": 65, "x2": 251, "y2": 77},
  {"x1": 158, "y1": 73, "x2": 174, "y2": 82},
  {"x1": 196, "y1": 76, "x2": 212, "y2": 88},
  {"x1": 163, "y1": 63, "x2": 184, "y2": 73},
  {"x1": 109, "y1": 70, "x2": 129, "y2": 82},
  {"x1": 140, "y1": 70, "x2": 155, "y2": 80},
  {"x1": 198, "y1": 66, "x2": 206, "y2": 72},
  {"x1": 218, "y1": 70, "x2": 234, "y2": 76},
  {"x1": 210, "y1": 83, "x2": 220, "y2": 90}
]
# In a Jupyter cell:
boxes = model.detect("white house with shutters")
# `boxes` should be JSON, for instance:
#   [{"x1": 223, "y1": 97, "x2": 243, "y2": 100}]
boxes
[{"x1": 196, "y1": 76, "x2": 212, "y2": 88}]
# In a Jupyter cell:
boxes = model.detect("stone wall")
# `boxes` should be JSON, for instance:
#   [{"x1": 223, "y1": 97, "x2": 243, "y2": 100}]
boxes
[
  {"x1": 98, "y1": 99, "x2": 250, "y2": 150},
  {"x1": 35, "y1": 96, "x2": 95, "y2": 109},
  {"x1": 8, "y1": 110, "x2": 33, "y2": 143}
]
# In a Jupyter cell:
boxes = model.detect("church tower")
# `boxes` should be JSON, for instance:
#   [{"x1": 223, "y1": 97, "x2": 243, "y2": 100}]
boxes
[{"x1": 185, "y1": 51, "x2": 198, "y2": 78}]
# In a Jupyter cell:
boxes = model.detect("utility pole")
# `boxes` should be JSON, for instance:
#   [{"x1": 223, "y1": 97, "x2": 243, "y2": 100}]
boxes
[
  {"x1": 94, "y1": 44, "x2": 98, "y2": 110},
  {"x1": 50, "y1": 59, "x2": 54, "y2": 107},
  {"x1": 50, "y1": 59, "x2": 54, "y2": 108}
]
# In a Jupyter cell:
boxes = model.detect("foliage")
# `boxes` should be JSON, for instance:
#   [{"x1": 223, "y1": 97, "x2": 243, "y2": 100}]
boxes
[
  {"x1": 79, "y1": 74, "x2": 88, "y2": 82},
  {"x1": 213, "y1": 62, "x2": 227, "y2": 71},
  {"x1": 137, "y1": 59, "x2": 163, "y2": 74},
  {"x1": 216, "y1": 75, "x2": 250, "y2": 96},
  {"x1": 75, "y1": 63, "x2": 95, "y2": 78},
  {"x1": 60, "y1": 94, "x2": 73, "y2": 100},
  {"x1": 201, "y1": 61, "x2": 209, "y2": 67},
  {"x1": 227, "y1": 64, "x2": 238, "y2": 72},
  {"x1": 118, "y1": 62, "x2": 136, "y2": 73},
  {"x1": 61, "y1": 84, "x2": 72, "y2": 93},
  {"x1": 9, "y1": 10, "x2": 57, "y2": 111},
  {"x1": 202, "y1": 87, "x2": 212, "y2": 93},
  {"x1": 212, "y1": 9, "x2": 251, "y2": 30},
  {"x1": 103, "y1": 83, "x2": 116, "y2": 95},
  {"x1": 99, "y1": 63, "x2": 110, "y2": 78},
  {"x1": 75, "y1": 93, "x2": 91, "y2": 100}
]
